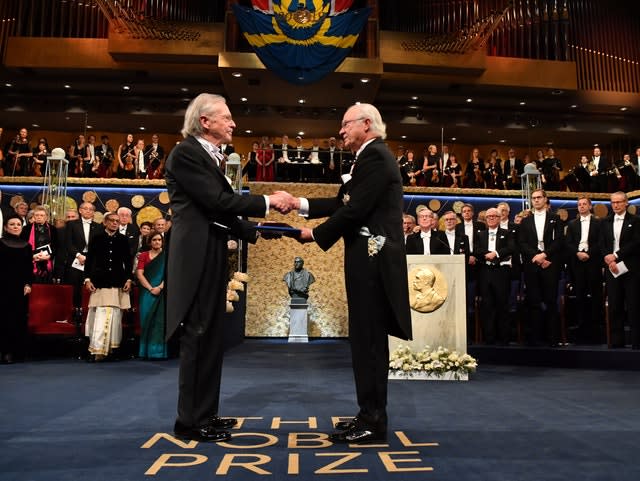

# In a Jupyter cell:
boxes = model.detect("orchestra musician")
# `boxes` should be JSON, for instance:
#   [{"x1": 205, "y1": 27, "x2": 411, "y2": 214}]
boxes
[
  {"x1": 95, "y1": 135, "x2": 115, "y2": 178},
  {"x1": 31, "y1": 141, "x2": 48, "y2": 177},
  {"x1": 143, "y1": 134, "x2": 165, "y2": 180},
  {"x1": 7, "y1": 128, "x2": 32, "y2": 177},
  {"x1": 69, "y1": 135, "x2": 88, "y2": 177},
  {"x1": 117, "y1": 133, "x2": 136, "y2": 179}
]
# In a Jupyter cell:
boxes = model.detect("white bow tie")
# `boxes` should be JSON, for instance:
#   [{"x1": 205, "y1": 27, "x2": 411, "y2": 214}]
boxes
[{"x1": 421, "y1": 232, "x2": 431, "y2": 239}]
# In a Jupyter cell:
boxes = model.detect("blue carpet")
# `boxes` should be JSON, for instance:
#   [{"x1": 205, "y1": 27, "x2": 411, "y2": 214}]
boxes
[{"x1": 0, "y1": 340, "x2": 638, "y2": 481}]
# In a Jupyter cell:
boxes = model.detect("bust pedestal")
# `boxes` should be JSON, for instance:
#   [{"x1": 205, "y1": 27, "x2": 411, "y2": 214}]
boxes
[{"x1": 288, "y1": 301, "x2": 309, "y2": 343}]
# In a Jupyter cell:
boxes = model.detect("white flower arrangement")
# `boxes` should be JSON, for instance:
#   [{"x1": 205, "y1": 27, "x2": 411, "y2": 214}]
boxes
[{"x1": 389, "y1": 345, "x2": 477, "y2": 380}]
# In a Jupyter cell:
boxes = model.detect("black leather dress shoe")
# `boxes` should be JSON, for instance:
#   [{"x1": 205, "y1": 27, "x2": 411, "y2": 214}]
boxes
[
  {"x1": 208, "y1": 415, "x2": 237, "y2": 429},
  {"x1": 334, "y1": 417, "x2": 358, "y2": 431},
  {"x1": 329, "y1": 427, "x2": 386, "y2": 444},
  {"x1": 174, "y1": 423, "x2": 231, "y2": 442}
]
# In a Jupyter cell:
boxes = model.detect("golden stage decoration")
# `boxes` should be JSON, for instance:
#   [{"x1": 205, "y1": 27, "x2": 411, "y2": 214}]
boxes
[
  {"x1": 93, "y1": 212, "x2": 104, "y2": 224},
  {"x1": 82, "y1": 190, "x2": 97, "y2": 203},
  {"x1": 136, "y1": 205, "x2": 162, "y2": 226},
  {"x1": 131, "y1": 194, "x2": 145, "y2": 209},
  {"x1": 593, "y1": 203, "x2": 609, "y2": 218},
  {"x1": 628, "y1": 205, "x2": 637, "y2": 216},
  {"x1": 408, "y1": 265, "x2": 448, "y2": 314},
  {"x1": 428, "y1": 199, "x2": 441, "y2": 212},
  {"x1": 105, "y1": 199, "x2": 120, "y2": 213},
  {"x1": 453, "y1": 200, "x2": 464, "y2": 214},
  {"x1": 158, "y1": 191, "x2": 170, "y2": 204}
]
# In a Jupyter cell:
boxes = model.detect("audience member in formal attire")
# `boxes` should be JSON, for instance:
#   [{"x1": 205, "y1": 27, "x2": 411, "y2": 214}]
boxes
[
  {"x1": 275, "y1": 135, "x2": 292, "y2": 181},
  {"x1": 13, "y1": 201, "x2": 28, "y2": 227},
  {"x1": 0, "y1": 189, "x2": 14, "y2": 237},
  {"x1": 456, "y1": 203, "x2": 486, "y2": 342},
  {"x1": 442, "y1": 211, "x2": 469, "y2": 257},
  {"x1": 294, "y1": 102, "x2": 412, "y2": 445},
  {"x1": 0, "y1": 215, "x2": 32, "y2": 363},
  {"x1": 164, "y1": 93, "x2": 291, "y2": 442},
  {"x1": 402, "y1": 149, "x2": 419, "y2": 186},
  {"x1": 406, "y1": 208, "x2": 449, "y2": 255},
  {"x1": 632, "y1": 147, "x2": 640, "y2": 191},
  {"x1": 63, "y1": 202, "x2": 102, "y2": 308},
  {"x1": 136, "y1": 231, "x2": 167, "y2": 359},
  {"x1": 256, "y1": 136, "x2": 275, "y2": 182},
  {"x1": 323, "y1": 136, "x2": 341, "y2": 183},
  {"x1": 117, "y1": 207, "x2": 140, "y2": 261},
  {"x1": 244, "y1": 140, "x2": 259, "y2": 181},
  {"x1": 402, "y1": 214, "x2": 416, "y2": 242},
  {"x1": 497, "y1": 202, "x2": 522, "y2": 327},
  {"x1": 601, "y1": 192, "x2": 640, "y2": 349},
  {"x1": 590, "y1": 146, "x2": 610, "y2": 193},
  {"x1": 476, "y1": 208, "x2": 515, "y2": 344},
  {"x1": 85, "y1": 134, "x2": 97, "y2": 177},
  {"x1": 564, "y1": 196, "x2": 604, "y2": 343},
  {"x1": 517, "y1": 189, "x2": 564, "y2": 346},
  {"x1": 84, "y1": 212, "x2": 133, "y2": 361},
  {"x1": 21, "y1": 205, "x2": 57, "y2": 284}
]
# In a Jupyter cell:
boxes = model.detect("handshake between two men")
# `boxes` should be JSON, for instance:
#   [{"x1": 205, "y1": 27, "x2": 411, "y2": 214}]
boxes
[{"x1": 264, "y1": 190, "x2": 313, "y2": 243}]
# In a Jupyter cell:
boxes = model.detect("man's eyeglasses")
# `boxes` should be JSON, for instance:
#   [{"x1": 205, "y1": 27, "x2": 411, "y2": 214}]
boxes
[{"x1": 341, "y1": 117, "x2": 365, "y2": 129}]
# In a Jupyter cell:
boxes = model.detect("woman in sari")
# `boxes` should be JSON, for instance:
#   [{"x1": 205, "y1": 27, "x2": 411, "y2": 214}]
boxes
[{"x1": 136, "y1": 231, "x2": 167, "y2": 359}]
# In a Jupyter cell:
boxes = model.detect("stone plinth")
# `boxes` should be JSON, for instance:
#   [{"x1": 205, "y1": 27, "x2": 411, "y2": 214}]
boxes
[{"x1": 288, "y1": 303, "x2": 309, "y2": 343}]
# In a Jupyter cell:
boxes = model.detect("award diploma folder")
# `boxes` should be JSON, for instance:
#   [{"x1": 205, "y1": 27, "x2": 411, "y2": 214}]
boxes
[{"x1": 256, "y1": 223, "x2": 301, "y2": 238}]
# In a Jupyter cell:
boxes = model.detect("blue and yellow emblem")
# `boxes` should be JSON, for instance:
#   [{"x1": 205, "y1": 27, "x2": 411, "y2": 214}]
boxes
[{"x1": 232, "y1": 0, "x2": 371, "y2": 85}]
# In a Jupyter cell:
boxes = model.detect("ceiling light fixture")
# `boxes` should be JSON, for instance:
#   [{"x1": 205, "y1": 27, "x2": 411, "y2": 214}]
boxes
[
  {"x1": 411, "y1": 96, "x2": 418, "y2": 100},
  {"x1": 64, "y1": 84, "x2": 71, "y2": 89},
  {"x1": 180, "y1": 87, "x2": 189, "y2": 92},
  {"x1": 232, "y1": 72, "x2": 242, "y2": 78},
  {"x1": 5, "y1": 83, "x2": 12, "y2": 87},
  {"x1": 298, "y1": 99, "x2": 306, "y2": 104},
  {"x1": 620, "y1": 106, "x2": 628, "y2": 111},
  {"x1": 360, "y1": 77, "x2": 370, "y2": 83},
  {"x1": 241, "y1": 97, "x2": 248, "y2": 102},
  {"x1": 139, "y1": 126, "x2": 145, "y2": 130},
  {"x1": 123, "y1": 85, "x2": 130, "y2": 91},
  {"x1": 519, "y1": 101, "x2": 526, "y2": 106},
  {"x1": 466, "y1": 98, "x2": 473, "y2": 103}
]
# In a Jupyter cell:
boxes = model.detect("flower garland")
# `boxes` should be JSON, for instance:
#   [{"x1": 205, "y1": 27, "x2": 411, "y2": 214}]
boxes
[{"x1": 389, "y1": 345, "x2": 477, "y2": 380}]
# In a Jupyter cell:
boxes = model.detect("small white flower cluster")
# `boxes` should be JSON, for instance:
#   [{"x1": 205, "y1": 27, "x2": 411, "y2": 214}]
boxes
[{"x1": 389, "y1": 345, "x2": 477, "y2": 379}]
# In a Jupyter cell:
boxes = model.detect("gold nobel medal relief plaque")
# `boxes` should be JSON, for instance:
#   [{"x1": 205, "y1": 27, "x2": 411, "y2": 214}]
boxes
[
  {"x1": 136, "y1": 205, "x2": 162, "y2": 226},
  {"x1": 428, "y1": 199, "x2": 441, "y2": 212},
  {"x1": 408, "y1": 265, "x2": 448, "y2": 313},
  {"x1": 82, "y1": 190, "x2": 97, "y2": 203},
  {"x1": 131, "y1": 194, "x2": 145, "y2": 209},
  {"x1": 453, "y1": 200, "x2": 464, "y2": 214},
  {"x1": 158, "y1": 191, "x2": 170, "y2": 205},
  {"x1": 93, "y1": 211, "x2": 104, "y2": 224},
  {"x1": 105, "y1": 199, "x2": 120, "y2": 213}
]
